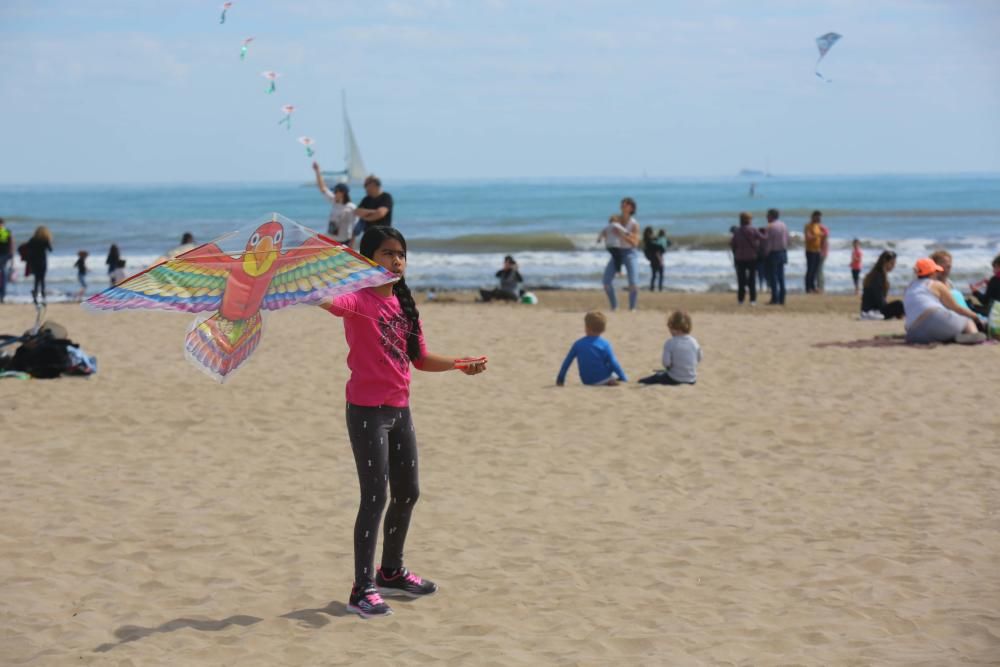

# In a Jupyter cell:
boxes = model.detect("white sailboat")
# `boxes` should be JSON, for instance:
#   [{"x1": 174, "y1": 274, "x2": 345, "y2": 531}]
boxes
[{"x1": 322, "y1": 91, "x2": 368, "y2": 185}]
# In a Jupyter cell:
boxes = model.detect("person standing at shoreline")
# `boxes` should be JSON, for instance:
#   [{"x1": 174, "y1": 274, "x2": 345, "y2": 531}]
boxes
[
  {"x1": 312, "y1": 161, "x2": 358, "y2": 246},
  {"x1": 355, "y1": 175, "x2": 393, "y2": 235},
  {"x1": 105, "y1": 244, "x2": 121, "y2": 286},
  {"x1": 601, "y1": 197, "x2": 640, "y2": 311},
  {"x1": 765, "y1": 209, "x2": 788, "y2": 305},
  {"x1": 23, "y1": 226, "x2": 52, "y2": 305},
  {"x1": 0, "y1": 217, "x2": 13, "y2": 304},
  {"x1": 803, "y1": 210, "x2": 826, "y2": 294},
  {"x1": 642, "y1": 227, "x2": 664, "y2": 292},
  {"x1": 730, "y1": 212, "x2": 763, "y2": 305},
  {"x1": 850, "y1": 239, "x2": 863, "y2": 295}
]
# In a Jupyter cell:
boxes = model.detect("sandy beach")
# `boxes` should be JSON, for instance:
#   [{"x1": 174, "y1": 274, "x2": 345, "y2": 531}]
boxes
[{"x1": 1, "y1": 292, "x2": 999, "y2": 666}]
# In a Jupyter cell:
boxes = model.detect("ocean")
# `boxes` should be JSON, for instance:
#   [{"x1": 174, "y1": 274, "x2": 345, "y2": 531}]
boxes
[{"x1": 1, "y1": 174, "x2": 998, "y2": 303}]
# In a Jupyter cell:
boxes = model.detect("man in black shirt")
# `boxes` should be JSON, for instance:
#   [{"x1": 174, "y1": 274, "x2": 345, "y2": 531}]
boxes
[{"x1": 356, "y1": 175, "x2": 393, "y2": 232}]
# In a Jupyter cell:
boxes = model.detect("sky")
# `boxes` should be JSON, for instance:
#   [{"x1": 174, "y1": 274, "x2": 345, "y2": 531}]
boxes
[{"x1": 1, "y1": 0, "x2": 999, "y2": 183}]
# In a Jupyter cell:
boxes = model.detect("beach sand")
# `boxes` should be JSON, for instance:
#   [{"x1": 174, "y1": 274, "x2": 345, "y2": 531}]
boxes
[{"x1": 1, "y1": 293, "x2": 998, "y2": 666}]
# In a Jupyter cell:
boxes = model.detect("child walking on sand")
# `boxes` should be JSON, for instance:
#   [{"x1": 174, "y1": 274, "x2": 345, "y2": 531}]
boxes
[
  {"x1": 850, "y1": 239, "x2": 863, "y2": 295},
  {"x1": 638, "y1": 311, "x2": 701, "y2": 385},
  {"x1": 556, "y1": 311, "x2": 627, "y2": 386},
  {"x1": 74, "y1": 250, "x2": 89, "y2": 302},
  {"x1": 320, "y1": 226, "x2": 487, "y2": 619}
]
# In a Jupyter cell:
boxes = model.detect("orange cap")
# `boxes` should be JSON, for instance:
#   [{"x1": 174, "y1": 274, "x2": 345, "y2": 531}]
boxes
[{"x1": 914, "y1": 257, "x2": 944, "y2": 277}]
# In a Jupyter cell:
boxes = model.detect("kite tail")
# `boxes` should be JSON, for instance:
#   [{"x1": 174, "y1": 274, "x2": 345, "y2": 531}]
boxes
[
  {"x1": 184, "y1": 311, "x2": 263, "y2": 382},
  {"x1": 266, "y1": 82, "x2": 276, "y2": 94},
  {"x1": 240, "y1": 46, "x2": 247, "y2": 60}
]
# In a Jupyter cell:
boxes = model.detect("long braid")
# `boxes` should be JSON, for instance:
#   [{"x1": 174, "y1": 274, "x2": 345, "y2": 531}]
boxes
[
  {"x1": 393, "y1": 276, "x2": 423, "y2": 361},
  {"x1": 359, "y1": 226, "x2": 423, "y2": 361}
]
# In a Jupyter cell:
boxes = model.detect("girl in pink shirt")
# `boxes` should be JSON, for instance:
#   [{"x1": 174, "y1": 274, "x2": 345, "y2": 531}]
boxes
[
  {"x1": 321, "y1": 226, "x2": 487, "y2": 618},
  {"x1": 850, "y1": 239, "x2": 863, "y2": 295}
]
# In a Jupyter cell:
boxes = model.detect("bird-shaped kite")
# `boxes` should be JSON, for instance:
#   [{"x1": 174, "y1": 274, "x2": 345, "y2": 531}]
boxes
[{"x1": 84, "y1": 214, "x2": 396, "y2": 381}]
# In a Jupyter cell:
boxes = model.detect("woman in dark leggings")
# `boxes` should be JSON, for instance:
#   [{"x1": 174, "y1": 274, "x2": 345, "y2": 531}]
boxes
[{"x1": 320, "y1": 226, "x2": 487, "y2": 618}]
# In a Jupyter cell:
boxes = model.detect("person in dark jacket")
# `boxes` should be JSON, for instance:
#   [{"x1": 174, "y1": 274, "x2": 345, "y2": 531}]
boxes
[
  {"x1": 730, "y1": 212, "x2": 764, "y2": 305},
  {"x1": 860, "y1": 250, "x2": 904, "y2": 319},
  {"x1": 480, "y1": 255, "x2": 523, "y2": 302},
  {"x1": 105, "y1": 244, "x2": 121, "y2": 286},
  {"x1": 23, "y1": 226, "x2": 53, "y2": 305}
]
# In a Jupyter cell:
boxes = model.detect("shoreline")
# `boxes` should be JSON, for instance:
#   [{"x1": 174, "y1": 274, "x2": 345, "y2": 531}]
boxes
[{"x1": 0, "y1": 289, "x2": 864, "y2": 321}]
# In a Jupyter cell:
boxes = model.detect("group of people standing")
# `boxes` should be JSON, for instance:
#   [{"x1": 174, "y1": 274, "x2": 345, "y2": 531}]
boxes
[
  {"x1": 311, "y1": 161, "x2": 394, "y2": 246},
  {"x1": 729, "y1": 208, "x2": 793, "y2": 305}
]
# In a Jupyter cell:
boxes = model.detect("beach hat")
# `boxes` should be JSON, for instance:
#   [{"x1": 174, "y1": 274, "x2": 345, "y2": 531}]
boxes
[{"x1": 914, "y1": 257, "x2": 944, "y2": 277}]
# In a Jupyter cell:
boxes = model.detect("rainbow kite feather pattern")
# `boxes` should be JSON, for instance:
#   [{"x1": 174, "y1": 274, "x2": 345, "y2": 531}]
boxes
[{"x1": 84, "y1": 213, "x2": 396, "y2": 381}]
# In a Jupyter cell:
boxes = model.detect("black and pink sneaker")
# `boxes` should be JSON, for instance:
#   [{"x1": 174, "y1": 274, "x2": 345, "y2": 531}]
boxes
[
  {"x1": 347, "y1": 584, "x2": 393, "y2": 618},
  {"x1": 375, "y1": 567, "x2": 438, "y2": 598}
]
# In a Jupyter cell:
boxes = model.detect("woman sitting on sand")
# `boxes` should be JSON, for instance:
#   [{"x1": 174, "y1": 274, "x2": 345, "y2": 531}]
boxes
[
  {"x1": 903, "y1": 258, "x2": 984, "y2": 344},
  {"x1": 860, "y1": 250, "x2": 904, "y2": 319}
]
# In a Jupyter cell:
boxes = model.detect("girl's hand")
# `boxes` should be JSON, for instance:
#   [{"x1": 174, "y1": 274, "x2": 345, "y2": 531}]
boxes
[{"x1": 454, "y1": 357, "x2": 487, "y2": 375}]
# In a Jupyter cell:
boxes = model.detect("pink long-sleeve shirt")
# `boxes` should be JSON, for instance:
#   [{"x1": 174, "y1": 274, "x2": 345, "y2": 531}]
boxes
[{"x1": 325, "y1": 288, "x2": 427, "y2": 407}]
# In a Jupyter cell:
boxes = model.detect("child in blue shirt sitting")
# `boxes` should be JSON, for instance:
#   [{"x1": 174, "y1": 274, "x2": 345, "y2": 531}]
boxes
[{"x1": 556, "y1": 311, "x2": 627, "y2": 386}]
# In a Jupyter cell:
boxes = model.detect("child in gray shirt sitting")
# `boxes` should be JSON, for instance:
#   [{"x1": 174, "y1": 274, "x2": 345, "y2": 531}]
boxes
[{"x1": 639, "y1": 310, "x2": 702, "y2": 385}]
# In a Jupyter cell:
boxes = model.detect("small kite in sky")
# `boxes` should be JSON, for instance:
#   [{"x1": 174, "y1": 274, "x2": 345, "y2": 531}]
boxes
[
  {"x1": 84, "y1": 214, "x2": 395, "y2": 381},
  {"x1": 219, "y1": 2, "x2": 233, "y2": 24},
  {"x1": 298, "y1": 136, "x2": 315, "y2": 157},
  {"x1": 240, "y1": 37, "x2": 254, "y2": 61},
  {"x1": 815, "y1": 32, "x2": 842, "y2": 82},
  {"x1": 278, "y1": 105, "x2": 295, "y2": 130},
  {"x1": 261, "y1": 71, "x2": 280, "y2": 94}
]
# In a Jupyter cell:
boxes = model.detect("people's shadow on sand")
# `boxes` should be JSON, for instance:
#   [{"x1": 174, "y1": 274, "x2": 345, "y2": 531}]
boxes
[
  {"x1": 813, "y1": 336, "x2": 931, "y2": 349},
  {"x1": 282, "y1": 596, "x2": 418, "y2": 627},
  {"x1": 94, "y1": 615, "x2": 263, "y2": 653},
  {"x1": 279, "y1": 600, "x2": 352, "y2": 628}
]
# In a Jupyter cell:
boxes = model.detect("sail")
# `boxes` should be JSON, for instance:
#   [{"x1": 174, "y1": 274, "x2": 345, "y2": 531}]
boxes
[{"x1": 343, "y1": 92, "x2": 368, "y2": 182}]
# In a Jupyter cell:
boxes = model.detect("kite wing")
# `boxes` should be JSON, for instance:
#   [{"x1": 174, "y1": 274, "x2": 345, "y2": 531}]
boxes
[
  {"x1": 263, "y1": 236, "x2": 396, "y2": 311},
  {"x1": 83, "y1": 245, "x2": 230, "y2": 313},
  {"x1": 82, "y1": 214, "x2": 394, "y2": 382},
  {"x1": 815, "y1": 32, "x2": 842, "y2": 81}
]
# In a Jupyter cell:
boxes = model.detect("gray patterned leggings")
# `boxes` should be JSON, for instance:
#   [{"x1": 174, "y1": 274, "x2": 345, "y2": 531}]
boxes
[{"x1": 346, "y1": 403, "x2": 420, "y2": 587}]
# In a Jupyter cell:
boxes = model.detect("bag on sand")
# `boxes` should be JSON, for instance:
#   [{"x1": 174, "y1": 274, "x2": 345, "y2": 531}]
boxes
[{"x1": 10, "y1": 332, "x2": 96, "y2": 379}]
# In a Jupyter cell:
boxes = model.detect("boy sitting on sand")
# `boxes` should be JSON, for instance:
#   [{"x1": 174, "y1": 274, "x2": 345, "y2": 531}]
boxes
[
  {"x1": 556, "y1": 311, "x2": 627, "y2": 386},
  {"x1": 639, "y1": 310, "x2": 701, "y2": 386}
]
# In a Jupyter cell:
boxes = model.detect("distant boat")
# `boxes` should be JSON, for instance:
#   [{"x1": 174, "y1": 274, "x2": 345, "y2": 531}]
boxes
[
  {"x1": 739, "y1": 168, "x2": 768, "y2": 178},
  {"x1": 321, "y1": 91, "x2": 368, "y2": 185}
]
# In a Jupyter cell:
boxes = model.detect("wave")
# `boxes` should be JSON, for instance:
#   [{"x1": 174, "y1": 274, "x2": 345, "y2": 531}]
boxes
[{"x1": 670, "y1": 207, "x2": 1000, "y2": 221}]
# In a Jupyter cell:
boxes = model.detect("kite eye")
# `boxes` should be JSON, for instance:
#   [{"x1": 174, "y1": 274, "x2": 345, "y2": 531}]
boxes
[
  {"x1": 273, "y1": 230, "x2": 283, "y2": 245},
  {"x1": 250, "y1": 232, "x2": 261, "y2": 247}
]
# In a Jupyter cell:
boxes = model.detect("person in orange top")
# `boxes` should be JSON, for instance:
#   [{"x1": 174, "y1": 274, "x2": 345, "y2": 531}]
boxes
[{"x1": 803, "y1": 210, "x2": 827, "y2": 294}]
